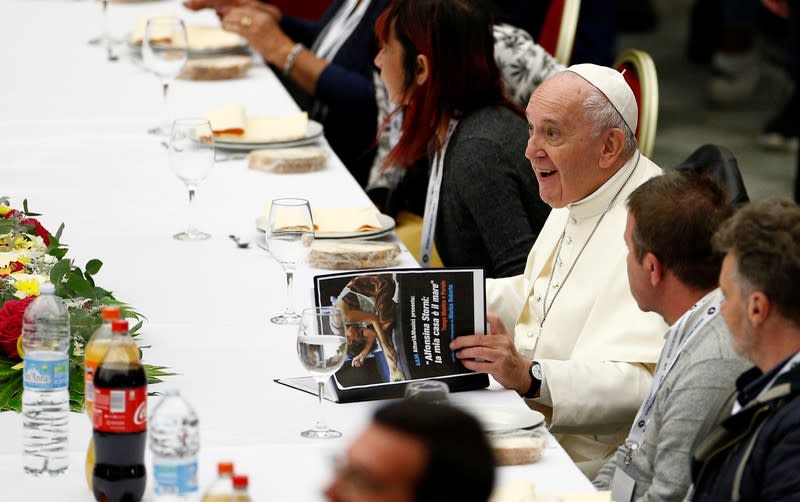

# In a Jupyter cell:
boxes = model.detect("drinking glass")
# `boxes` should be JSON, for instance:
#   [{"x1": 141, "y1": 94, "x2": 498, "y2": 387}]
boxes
[
  {"x1": 265, "y1": 198, "x2": 315, "y2": 324},
  {"x1": 168, "y1": 118, "x2": 215, "y2": 241},
  {"x1": 296, "y1": 307, "x2": 347, "y2": 439},
  {"x1": 142, "y1": 16, "x2": 188, "y2": 136}
]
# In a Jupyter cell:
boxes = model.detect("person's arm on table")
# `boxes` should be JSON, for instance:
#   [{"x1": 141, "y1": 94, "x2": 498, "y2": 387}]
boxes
[{"x1": 222, "y1": 7, "x2": 374, "y2": 105}]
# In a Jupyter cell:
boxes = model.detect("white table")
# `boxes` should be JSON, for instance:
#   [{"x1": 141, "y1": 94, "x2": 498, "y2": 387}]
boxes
[{"x1": 0, "y1": 1, "x2": 594, "y2": 499}]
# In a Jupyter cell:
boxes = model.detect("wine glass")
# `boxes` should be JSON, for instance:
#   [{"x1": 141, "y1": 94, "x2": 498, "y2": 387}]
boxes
[
  {"x1": 168, "y1": 118, "x2": 215, "y2": 241},
  {"x1": 142, "y1": 16, "x2": 188, "y2": 136},
  {"x1": 265, "y1": 198, "x2": 315, "y2": 324},
  {"x1": 297, "y1": 307, "x2": 348, "y2": 439}
]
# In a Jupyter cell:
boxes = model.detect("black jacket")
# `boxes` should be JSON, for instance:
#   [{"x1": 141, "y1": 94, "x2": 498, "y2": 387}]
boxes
[{"x1": 691, "y1": 358, "x2": 800, "y2": 501}]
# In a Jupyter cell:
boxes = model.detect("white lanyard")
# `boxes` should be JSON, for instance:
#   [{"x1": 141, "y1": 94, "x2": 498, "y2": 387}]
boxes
[
  {"x1": 312, "y1": 0, "x2": 370, "y2": 61},
  {"x1": 625, "y1": 289, "x2": 724, "y2": 451},
  {"x1": 419, "y1": 119, "x2": 458, "y2": 267}
]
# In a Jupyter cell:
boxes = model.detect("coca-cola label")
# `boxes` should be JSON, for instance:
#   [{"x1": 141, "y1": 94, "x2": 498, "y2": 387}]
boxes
[
  {"x1": 93, "y1": 387, "x2": 147, "y2": 433},
  {"x1": 23, "y1": 353, "x2": 68, "y2": 390}
]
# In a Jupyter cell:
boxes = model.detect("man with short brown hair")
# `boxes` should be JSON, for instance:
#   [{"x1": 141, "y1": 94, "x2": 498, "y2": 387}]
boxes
[{"x1": 593, "y1": 170, "x2": 747, "y2": 501}]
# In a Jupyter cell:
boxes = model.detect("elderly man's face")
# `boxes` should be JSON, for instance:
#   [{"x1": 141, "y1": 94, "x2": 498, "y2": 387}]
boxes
[
  {"x1": 525, "y1": 74, "x2": 611, "y2": 208},
  {"x1": 719, "y1": 253, "x2": 757, "y2": 359},
  {"x1": 324, "y1": 423, "x2": 427, "y2": 502}
]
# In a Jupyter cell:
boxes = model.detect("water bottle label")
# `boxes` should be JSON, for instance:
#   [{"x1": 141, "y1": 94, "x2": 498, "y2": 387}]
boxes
[
  {"x1": 93, "y1": 386, "x2": 147, "y2": 433},
  {"x1": 154, "y1": 460, "x2": 199, "y2": 495},
  {"x1": 23, "y1": 355, "x2": 68, "y2": 390}
]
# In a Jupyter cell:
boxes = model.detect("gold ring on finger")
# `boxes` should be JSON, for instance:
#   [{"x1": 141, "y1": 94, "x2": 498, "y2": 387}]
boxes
[{"x1": 240, "y1": 16, "x2": 252, "y2": 28}]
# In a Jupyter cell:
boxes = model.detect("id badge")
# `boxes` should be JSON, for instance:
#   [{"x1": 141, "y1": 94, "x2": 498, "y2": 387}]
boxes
[{"x1": 610, "y1": 467, "x2": 636, "y2": 502}]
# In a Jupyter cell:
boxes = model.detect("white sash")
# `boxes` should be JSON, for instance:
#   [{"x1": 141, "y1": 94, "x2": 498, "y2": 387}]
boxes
[
  {"x1": 312, "y1": 0, "x2": 370, "y2": 62},
  {"x1": 419, "y1": 119, "x2": 458, "y2": 267}
]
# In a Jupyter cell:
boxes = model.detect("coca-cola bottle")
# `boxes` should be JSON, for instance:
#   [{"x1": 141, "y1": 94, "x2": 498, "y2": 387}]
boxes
[{"x1": 92, "y1": 319, "x2": 147, "y2": 502}]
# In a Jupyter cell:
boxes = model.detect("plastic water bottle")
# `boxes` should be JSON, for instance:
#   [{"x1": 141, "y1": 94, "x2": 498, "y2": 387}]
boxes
[
  {"x1": 150, "y1": 389, "x2": 201, "y2": 500},
  {"x1": 21, "y1": 283, "x2": 71, "y2": 476}
]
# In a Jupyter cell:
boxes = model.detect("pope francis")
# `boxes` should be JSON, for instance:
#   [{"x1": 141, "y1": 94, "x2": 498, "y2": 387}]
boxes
[{"x1": 451, "y1": 64, "x2": 668, "y2": 475}]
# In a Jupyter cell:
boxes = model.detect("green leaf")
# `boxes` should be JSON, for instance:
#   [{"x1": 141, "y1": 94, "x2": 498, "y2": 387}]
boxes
[
  {"x1": 54, "y1": 222, "x2": 64, "y2": 241},
  {"x1": 85, "y1": 259, "x2": 102, "y2": 276},
  {"x1": 50, "y1": 259, "x2": 71, "y2": 286},
  {"x1": 22, "y1": 199, "x2": 41, "y2": 217},
  {"x1": 66, "y1": 273, "x2": 95, "y2": 298},
  {"x1": 0, "y1": 371, "x2": 23, "y2": 412},
  {"x1": 69, "y1": 307, "x2": 101, "y2": 342},
  {"x1": 0, "y1": 220, "x2": 15, "y2": 234}
]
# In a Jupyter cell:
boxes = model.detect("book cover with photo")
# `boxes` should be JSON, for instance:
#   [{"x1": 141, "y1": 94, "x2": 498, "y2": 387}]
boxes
[{"x1": 277, "y1": 268, "x2": 489, "y2": 402}]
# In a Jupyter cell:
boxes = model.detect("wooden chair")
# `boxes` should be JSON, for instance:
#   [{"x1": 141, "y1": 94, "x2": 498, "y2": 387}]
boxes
[
  {"x1": 614, "y1": 49, "x2": 659, "y2": 158},
  {"x1": 538, "y1": 0, "x2": 582, "y2": 65}
]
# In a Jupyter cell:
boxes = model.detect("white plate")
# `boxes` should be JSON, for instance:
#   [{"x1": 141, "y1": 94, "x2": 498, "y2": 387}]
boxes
[
  {"x1": 457, "y1": 404, "x2": 545, "y2": 433},
  {"x1": 256, "y1": 213, "x2": 396, "y2": 240},
  {"x1": 127, "y1": 27, "x2": 249, "y2": 56},
  {"x1": 215, "y1": 121, "x2": 324, "y2": 151}
]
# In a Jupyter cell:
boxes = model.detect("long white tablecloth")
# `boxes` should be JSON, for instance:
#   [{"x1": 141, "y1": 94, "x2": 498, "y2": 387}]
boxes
[{"x1": 0, "y1": 0, "x2": 594, "y2": 499}]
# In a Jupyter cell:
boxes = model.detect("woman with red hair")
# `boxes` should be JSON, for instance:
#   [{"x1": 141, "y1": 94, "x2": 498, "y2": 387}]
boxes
[{"x1": 374, "y1": 0, "x2": 549, "y2": 278}]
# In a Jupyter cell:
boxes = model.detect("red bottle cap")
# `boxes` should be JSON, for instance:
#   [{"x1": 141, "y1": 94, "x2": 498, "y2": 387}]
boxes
[
  {"x1": 217, "y1": 462, "x2": 234, "y2": 475},
  {"x1": 232, "y1": 475, "x2": 249, "y2": 490},
  {"x1": 111, "y1": 320, "x2": 129, "y2": 332},
  {"x1": 101, "y1": 306, "x2": 121, "y2": 321}
]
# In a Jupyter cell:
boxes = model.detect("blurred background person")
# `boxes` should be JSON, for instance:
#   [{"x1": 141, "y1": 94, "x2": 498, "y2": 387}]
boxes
[{"x1": 324, "y1": 400, "x2": 495, "y2": 502}]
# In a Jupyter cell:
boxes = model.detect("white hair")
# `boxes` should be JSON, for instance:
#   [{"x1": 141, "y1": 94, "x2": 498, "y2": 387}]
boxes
[{"x1": 582, "y1": 86, "x2": 638, "y2": 158}]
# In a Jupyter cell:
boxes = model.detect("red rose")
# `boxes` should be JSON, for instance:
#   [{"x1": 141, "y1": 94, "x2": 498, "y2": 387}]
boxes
[
  {"x1": 2, "y1": 209, "x2": 18, "y2": 219},
  {"x1": 19, "y1": 217, "x2": 51, "y2": 246},
  {"x1": 0, "y1": 297, "x2": 36, "y2": 360}
]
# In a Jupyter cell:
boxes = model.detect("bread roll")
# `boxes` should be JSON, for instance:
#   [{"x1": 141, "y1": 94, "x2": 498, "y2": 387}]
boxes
[
  {"x1": 309, "y1": 241, "x2": 400, "y2": 270},
  {"x1": 180, "y1": 56, "x2": 252, "y2": 81},
  {"x1": 248, "y1": 147, "x2": 327, "y2": 173},
  {"x1": 491, "y1": 436, "x2": 547, "y2": 466}
]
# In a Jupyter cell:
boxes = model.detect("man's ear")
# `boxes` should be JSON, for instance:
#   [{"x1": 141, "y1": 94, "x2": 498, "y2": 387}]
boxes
[
  {"x1": 598, "y1": 128, "x2": 626, "y2": 169},
  {"x1": 415, "y1": 54, "x2": 430, "y2": 86},
  {"x1": 748, "y1": 291, "x2": 771, "y2": 327},
  {"x1": 643, "y1": 252, "x2": 663, "y2": 286}
]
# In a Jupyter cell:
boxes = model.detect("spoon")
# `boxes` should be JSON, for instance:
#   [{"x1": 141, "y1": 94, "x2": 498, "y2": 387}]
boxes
[{"x1": 228, "y1": 234, "x2": 250, "y2": 248}]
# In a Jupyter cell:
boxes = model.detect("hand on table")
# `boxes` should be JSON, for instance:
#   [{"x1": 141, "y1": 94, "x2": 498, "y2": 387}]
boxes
[
  {"x1": 222, "y1": 7, "x2": 294, "y2": 67},
  {"x1": 450, "y1": 312, "x2": 532, "y2": 395}
]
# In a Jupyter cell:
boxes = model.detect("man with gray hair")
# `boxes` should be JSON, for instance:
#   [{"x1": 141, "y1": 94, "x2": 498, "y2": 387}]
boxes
[
  {"x1": 690, "y1": 199, "x2": 800, "y2": 500},
  {"x1": 452, "y1": 64, "x2": 668, "y2": 475}
]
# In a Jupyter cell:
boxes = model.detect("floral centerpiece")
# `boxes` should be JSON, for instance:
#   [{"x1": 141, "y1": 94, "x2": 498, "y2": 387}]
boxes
[{"x1": 0, "y1": 198, "x2": 169, "y2": 412}]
